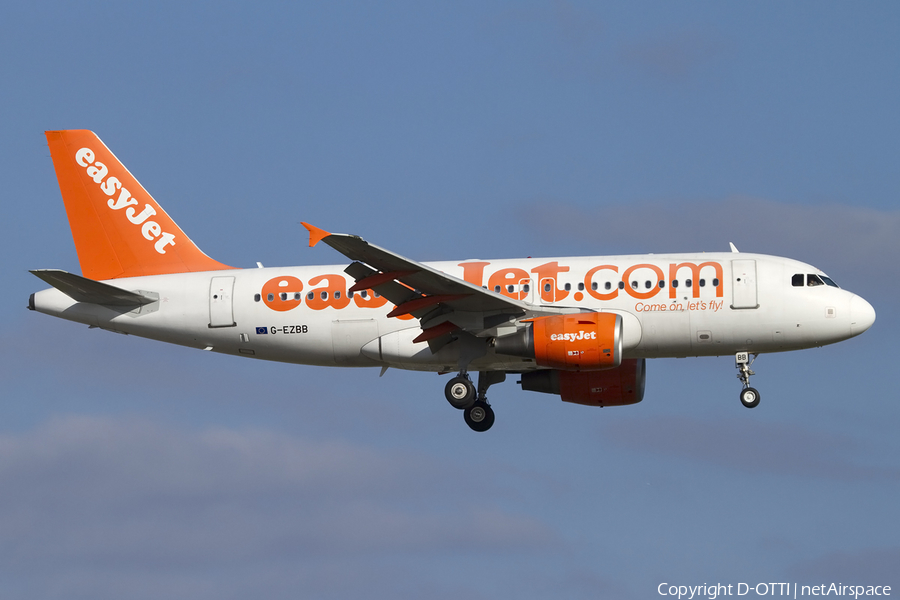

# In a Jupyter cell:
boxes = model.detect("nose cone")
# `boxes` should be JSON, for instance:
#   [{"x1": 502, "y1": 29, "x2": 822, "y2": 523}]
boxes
[{"x1": 849, "y1": 294, "x2": 876, "y2": 337}]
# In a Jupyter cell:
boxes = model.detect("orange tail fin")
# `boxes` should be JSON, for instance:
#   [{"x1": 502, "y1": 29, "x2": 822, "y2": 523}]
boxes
[{"x1": 45, "y1": 130, "x2": 234, "y2": 280}]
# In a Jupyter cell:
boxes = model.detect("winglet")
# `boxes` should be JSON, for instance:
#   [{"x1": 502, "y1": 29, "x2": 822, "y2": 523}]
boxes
[{"x1": 301, "y1": 222, "x2": 331, "y2": 247}]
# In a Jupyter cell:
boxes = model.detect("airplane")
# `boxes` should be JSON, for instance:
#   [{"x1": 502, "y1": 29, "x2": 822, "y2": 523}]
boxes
[{"x1": 29, "y1": 130, "x2": 877, "y2": 432}]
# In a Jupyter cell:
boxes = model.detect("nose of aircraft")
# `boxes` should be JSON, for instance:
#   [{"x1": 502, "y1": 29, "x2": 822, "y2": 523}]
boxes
[{"x1": 849, "y1": 294, "x2": 876, "y2": 336}]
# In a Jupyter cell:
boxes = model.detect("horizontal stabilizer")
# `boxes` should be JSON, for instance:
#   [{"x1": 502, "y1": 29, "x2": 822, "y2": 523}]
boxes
[{"x1": 30, "y1": 269, "x2": 155, "y2": 307}]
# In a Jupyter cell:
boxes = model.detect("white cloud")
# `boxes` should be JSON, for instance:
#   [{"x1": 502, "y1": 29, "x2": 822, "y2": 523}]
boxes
[
  {"x1": 0, "y1": 415, "x2": 558, "y2": 600},
  {"x1": 598, "y1": 415, "x2": 900, "y2": 482}
]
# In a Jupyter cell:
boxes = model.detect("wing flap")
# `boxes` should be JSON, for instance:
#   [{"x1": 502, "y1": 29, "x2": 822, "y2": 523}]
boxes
[
  {"x1": 344, "y1": 261, "x2": 422, "y2": 307},
  {"x1": 387, "y1": 294, "x2": 469, "y2": 319},
  {"x1": 414, "y1": 320, "x2": 460, "y2": 343}
]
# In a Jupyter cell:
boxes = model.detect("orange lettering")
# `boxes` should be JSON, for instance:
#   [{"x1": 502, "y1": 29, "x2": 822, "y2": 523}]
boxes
[
  {"x1": 458, "y1": 261, "x2": 491, "y2": 287},
  {"x1": 668, "y1": 262, "x2": 723, "y2": 299},
  {"x1": 531, "y1": 261, "x2": 570, "y2": 302},
  {"x1": 622, "y1": 263, "x2": 664, "y2": 300},
  {"x1": 584, "y1": 265, "x2": 619, "y2": 301},
  {"x1": 261, "y1": 276, "x2": 303, "y2": 312},
  {"x1": 353, "y1": 289, "x2": 389, "y2": 309},
  {"x1": 306, "y1": 274, "x2": 351, "y2": 310},
  {"x1": 487, "y1": 268, "x2": 530, "y2": 300}
]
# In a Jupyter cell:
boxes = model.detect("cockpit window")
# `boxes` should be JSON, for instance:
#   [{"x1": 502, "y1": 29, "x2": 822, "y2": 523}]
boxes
[{"x1": 793, "y1": 273, "x2": 839, "y2": 288}]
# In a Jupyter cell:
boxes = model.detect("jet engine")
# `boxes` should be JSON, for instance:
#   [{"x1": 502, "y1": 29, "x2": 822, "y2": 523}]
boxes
[
  {"x1": 520, "y1": 358, "x2": 646, "y2": 407},
  {"x1": 493, "y1": 312, "x2": 622, "y2": 371}
]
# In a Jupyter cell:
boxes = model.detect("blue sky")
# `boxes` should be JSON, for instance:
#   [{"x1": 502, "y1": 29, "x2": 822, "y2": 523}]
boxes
[{"x1": 1, "y1": 2, "x2": 898, "y2": 599}]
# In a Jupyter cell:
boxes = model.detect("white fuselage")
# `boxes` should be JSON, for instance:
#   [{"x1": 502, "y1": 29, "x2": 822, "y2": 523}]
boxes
[{"x1": 31, "y1": 252, "x2": 874, "y2": 372}]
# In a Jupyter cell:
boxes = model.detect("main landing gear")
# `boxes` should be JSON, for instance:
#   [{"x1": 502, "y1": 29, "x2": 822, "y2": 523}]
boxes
[
  {"x1": 444, "y1": 371, "x2": 505, "y2": 432},
  {"x1": 735, "y1": 352, "x2": 760, "y2": 408}
]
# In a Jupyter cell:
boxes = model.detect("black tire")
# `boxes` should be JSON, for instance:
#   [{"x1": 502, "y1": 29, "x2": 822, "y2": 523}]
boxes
[
  {"x1": 445, "y1": 376, "x2": 476, "y2": 409},
  {"x1": 464, "y1": 401, "x2": 495, "y2": 432},
  {"x1": 740, "y1": 387, "x2": 760, "y2": 409}
]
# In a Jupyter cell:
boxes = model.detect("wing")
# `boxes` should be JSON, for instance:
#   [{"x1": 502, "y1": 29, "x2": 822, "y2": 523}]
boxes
[{"x1": 302, "y1": 223, "x2": 574, "y2": 344}]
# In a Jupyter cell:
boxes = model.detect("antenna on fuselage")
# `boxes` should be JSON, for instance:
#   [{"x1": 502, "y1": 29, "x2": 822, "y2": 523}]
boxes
[{"x1": 729, "y1": 242, "x2": 740, "y2": 253}]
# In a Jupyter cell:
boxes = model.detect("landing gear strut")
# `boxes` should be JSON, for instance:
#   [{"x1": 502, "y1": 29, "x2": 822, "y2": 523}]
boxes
[
  {"x1": 735, "y1": 352, "x2": 760, "y2": 408},
  {"x1": 445, "y1": 371, "x2": 504, "y2": 432}
]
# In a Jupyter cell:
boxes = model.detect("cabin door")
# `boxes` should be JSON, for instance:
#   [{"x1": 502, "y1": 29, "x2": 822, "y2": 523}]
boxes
[{"x1": 731, "y1": 260, "x2": 759, "y2": 309}]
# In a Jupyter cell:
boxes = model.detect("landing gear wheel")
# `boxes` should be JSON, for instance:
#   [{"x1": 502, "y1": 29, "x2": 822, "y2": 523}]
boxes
[
  {"x1": 445, "y1": 376, "x2": 476, "y2": 410},
  {"x1": 740, "y1": 387, "x2": 760, "y2": 409},
  {"x1": 735, "y1": 353, "x2": 761, "y2": 409},
  {"x1": 464, "y1": 401, "x2": 495, "y2": 432}
]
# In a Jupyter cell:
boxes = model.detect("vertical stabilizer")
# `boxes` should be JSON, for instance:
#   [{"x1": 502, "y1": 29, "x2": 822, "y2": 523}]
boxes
[{"x1": 45, "y1": 130, "x2": 233, "y2": 280}]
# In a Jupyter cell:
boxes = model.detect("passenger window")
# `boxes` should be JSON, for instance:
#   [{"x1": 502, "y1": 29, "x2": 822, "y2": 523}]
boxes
[
  {"x1": 267, "y1": 293, "x2": 275, "y2": 302},
  {"x1": 658, "y1": 280, "x2": 665, "y2": 288},
  {"x1": 307, "y1": 292, "x2": 314, "y2": 300},
  {"x1": 348, "y1": 290, "x2": 355, "y2": 298},
  {"x1": 672, "y1": 280, "x2": 679, "y2": 288},
  {"x1": 564, "y1": 283, "x2": 571, "y2": 291},
  {"x1": 712, "y1": 278, "x2": 719, "y2": 287},
  {"x1": 577, "y1": 282, "x2": 584, "y2": 291},
  {"x1": 618, "y1": 281, "x2": 625, "y2": 290},
  {"x1": 686, "y1": 279, "x2": 692, "y2": 288},
  {"x1": 523, "y1": 284, "x2": 530, "y2": 293},
  {"x1": 494, "y1": 285, "x2": 501, "y2": 293},
  {"x1": 254, "y1": 294, "x2": 261, "y2": 302},
  {"x1": 320, "y1": 291, "x2": 328, "y2": 299},
  {"x1": 792, "y1": 274, "x2": 804, "y2": 287},
  {"x1": 280, "y1": 292, "x2": 287, "y2": 301},
  {"x1": 544, "y1": 283, "x2": 551, "y2": 292},
  {"x1": 591, "y1": 282, "x2": 598, "y2": 291},
  {"x1": 699, "y1": 279, "x2": 706, "y2": 287},
  {"x1": 335, "y1": 291, "x2": 341, "y2": 299},
  {"x1": 507, "y1": 285, "x2": 514, "y2": 293},
  {"x1": 605, "y1": 282, "x2": 611, "y2": 290},
  {"x1": 631, "y1": 281, "x2": 638, "y2": 289},
  {"x1": 644, "y1": 280, "x2": 651, "y2": 289}
]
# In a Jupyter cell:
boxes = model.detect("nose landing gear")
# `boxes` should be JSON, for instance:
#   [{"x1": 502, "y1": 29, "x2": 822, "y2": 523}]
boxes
[{"x1": 735, "y1": 352, "x2": 760, "y2": 408}]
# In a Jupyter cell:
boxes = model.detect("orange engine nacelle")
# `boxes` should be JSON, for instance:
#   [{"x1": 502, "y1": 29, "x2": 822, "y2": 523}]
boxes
[
  {"x1": 520, "y1": 359, "x2": 646, "y2": 407},
  {"x1": 493, "y1": 312, "x2": 622, "y2": 371}
]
